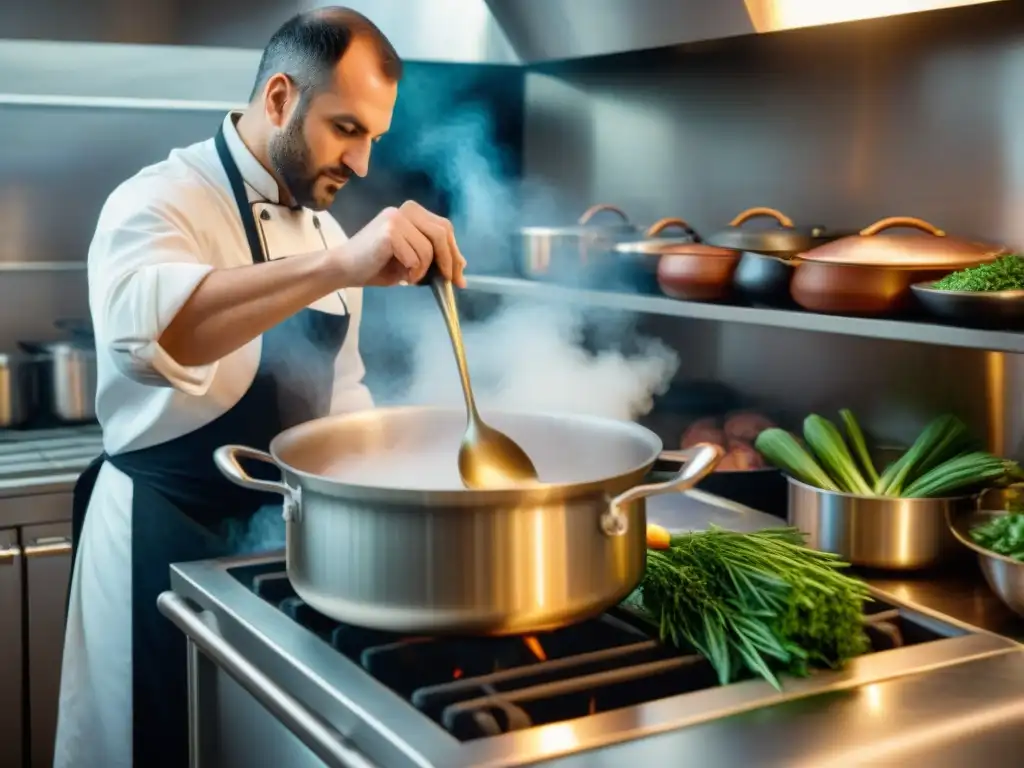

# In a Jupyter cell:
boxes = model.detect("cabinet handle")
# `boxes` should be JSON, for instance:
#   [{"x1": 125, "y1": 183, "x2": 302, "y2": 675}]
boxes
[
  {"x1": 24, "y1": 536, "x2": 72, "y2": 558},
  {"x1": 0, "y1": 546, "x2": 21, "y2": 565}
]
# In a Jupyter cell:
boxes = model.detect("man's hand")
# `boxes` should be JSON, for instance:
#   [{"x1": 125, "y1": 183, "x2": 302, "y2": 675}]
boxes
[{"x1": 335, "y1": 201, "x2": 467, "y2": 288}]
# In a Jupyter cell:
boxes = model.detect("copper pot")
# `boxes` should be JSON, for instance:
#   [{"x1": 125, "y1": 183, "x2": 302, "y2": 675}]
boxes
[
  {"x1": 655, "y1": 234, "x2": 741, "y2": 301},
  {"x1": 611, "y1": 217, "x2": 702, "y2": 292},
  {"x1": 790, "y1": 216, "x2": 1007, "y2": 315}
]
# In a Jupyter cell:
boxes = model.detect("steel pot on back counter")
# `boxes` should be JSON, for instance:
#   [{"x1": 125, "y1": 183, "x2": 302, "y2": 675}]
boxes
[
  {"x1": 0, "y1": 351, "x2": 38, "y2": 428},
  {"x1": 516, "y1": 203, "x2": 640, "y2": 286},
  {"x1": 215, "y1": 406, "x2": 723, "y2": 636},
  {"x1": 19, "y1": 318, "x2": 98, "y2": 423}
]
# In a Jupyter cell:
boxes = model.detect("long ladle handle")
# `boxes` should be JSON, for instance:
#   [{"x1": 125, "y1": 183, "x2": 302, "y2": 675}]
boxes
[{"x1": 426, "y1": 266, "x2": 481, "y2": 422}]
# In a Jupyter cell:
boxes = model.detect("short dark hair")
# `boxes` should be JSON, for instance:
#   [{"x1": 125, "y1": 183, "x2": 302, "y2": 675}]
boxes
[{"x1": 249, "y1": 7, "x2": 403, "y2": 101}]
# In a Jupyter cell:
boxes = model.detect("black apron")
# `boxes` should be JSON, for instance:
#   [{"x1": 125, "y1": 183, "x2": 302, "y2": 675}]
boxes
[{"x1": 69, "y1": 125, "x2": 351, "y2": 768}]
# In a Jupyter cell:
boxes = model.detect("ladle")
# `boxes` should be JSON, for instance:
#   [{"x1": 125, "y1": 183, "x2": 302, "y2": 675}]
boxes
[{"x1": 425, "y1": 266, "x2": 539, "y2": 489}]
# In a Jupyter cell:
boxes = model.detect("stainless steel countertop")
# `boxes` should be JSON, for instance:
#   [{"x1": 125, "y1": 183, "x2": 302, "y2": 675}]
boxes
[
  {"x1": 168, "y1": 488, "x2": 1024, "y2": 768},
  {"x1": 0, "y1": 425, "x2": 102, "y2": 501},
  {"x1": 0, "y1": 426, "x2": 101, "y2": 525}
]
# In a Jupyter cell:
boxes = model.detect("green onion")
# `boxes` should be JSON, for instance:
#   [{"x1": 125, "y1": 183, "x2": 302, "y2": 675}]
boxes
[{"x1": 803, "y1": 414, "x2": 873, "y2": 495}]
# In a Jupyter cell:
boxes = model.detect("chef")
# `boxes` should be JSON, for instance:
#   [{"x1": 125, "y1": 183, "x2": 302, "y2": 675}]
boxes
[{"x1": 53, "y1": 8, "x2": 464, "y2": 768}]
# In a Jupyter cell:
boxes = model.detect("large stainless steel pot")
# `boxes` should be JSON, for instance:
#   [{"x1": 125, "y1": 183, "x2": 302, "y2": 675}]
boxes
[
  {"x1": 19, "y1": 318, "x2": 97, "y2": 423},
  {"x1": 787, "y1": 476, "x2": 973, "y2": 570},
  {"x1": 0, "y1": 351, "x2": 37, "y2": 428},
  {"x1": 214, "y1": 406, "x2": 723, "y2": 635}
]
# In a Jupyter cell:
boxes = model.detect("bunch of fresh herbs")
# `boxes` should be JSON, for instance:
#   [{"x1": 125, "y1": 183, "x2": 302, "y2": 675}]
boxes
[
  {"x1": 970, "y1": 512, "x2": 1024, "y2": 561},
  {"x1": 932, "y1": 254, "x2": 1024, "y2": 292},
  {"x1": 625, "y1": 525, "x2": 871, "y2": 689}
]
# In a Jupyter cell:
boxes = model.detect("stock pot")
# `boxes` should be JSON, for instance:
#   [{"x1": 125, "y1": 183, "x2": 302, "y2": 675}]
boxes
[{"x1": 215, "y1": 406, "x2": 723, "y2": 636}]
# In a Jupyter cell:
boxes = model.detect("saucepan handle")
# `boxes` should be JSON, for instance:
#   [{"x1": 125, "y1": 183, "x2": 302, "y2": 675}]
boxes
[
  {"x1": 213, "y1": 445, "x2": 302, "y2": 522},
  {"x1": 601, "y1": 443, "x2": 724, "y2": 536}
]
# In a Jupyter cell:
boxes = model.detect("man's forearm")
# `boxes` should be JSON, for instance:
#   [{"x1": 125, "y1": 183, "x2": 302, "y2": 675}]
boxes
[{"x1": 158, "y1": 249, "x2": 347, "y2": 367}]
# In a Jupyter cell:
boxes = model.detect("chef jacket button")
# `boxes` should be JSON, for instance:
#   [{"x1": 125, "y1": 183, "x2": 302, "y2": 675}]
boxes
[{"x1": 260, "y1": 210, "x2": 271, "y2": 221}]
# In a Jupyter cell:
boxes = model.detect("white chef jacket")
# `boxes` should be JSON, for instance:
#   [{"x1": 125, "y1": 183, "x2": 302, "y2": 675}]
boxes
[{"x1": 54, "y1": 111, "x2": 373, "y2": 768}]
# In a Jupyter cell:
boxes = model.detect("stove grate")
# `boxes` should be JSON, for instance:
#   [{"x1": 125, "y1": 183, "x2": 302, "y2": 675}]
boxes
[{"x1": 231, "y1": 562, "x2": 961, "y2": 742}]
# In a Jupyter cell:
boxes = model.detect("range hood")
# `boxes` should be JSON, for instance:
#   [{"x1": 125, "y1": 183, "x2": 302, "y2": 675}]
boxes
[
  {"x1": 484, "y1": 0, "x2": 1009, "y2": 63},
  {"x1": 0, "y1": 0, "x2": 1009, "y2": 71}
]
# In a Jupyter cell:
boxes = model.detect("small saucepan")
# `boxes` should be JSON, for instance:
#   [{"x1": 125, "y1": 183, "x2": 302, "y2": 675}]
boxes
[
  {"x1": 704, "y1": 207, "x2": 852, "y2": 307},
  {"x1": 611, "y1": 217, "x2": 702, "y2": 294},
  {"x1": 515, "y1": 204, "x2": 640, "y2": 286},
  {"x1": 655, "y1": 235, "x2": 742, "y2": 302},
  {"x1": 790, "y1": 216, "x2": 1007, "y2": 316}
]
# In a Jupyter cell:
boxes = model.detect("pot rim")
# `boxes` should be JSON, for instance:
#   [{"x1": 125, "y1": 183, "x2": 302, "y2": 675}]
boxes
[
  {"x1": 786, "y1": 475, "x2": 975, "y2": 503},
  {"x1": 656, "y1": 244, "x2": 740, "y2": 259},
  {"x1": 519, "y1": 224, "x2": 638, "y2": 237},
  {"x1": 614, "y1": 237, "x2": 700, "y2": 254},
  {"x1": 269, "y1": 406, "x2": 666, "y2": 505},
  {"x1": 910, "y1": 281, "x2": 1024, "y2": 300},
  {"x1": 790, "y1": 253, "x2": 1006, "y2": 270}
]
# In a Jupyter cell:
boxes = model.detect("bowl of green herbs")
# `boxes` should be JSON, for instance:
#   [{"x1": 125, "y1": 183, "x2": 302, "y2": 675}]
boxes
[
  {"x1": 911, "y1": 254, "x2": 1024, "y2": 328},
  {"x1": 948, "y1": 489, "x2": 1024, "y2": 618}
]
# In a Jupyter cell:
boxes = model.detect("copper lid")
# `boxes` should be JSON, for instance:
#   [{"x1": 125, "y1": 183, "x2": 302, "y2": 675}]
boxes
[{"x1": 798, "y1": 217, "x2": 1007, "y2": 268}]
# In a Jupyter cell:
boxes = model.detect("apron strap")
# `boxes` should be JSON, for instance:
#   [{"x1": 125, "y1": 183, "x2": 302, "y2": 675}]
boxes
[{"x1": 214, "y1": 125, "x2": 267, "y2": 264}]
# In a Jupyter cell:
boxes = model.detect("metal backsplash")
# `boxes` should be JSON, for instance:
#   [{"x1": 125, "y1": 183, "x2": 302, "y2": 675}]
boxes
[
  {"x1": 0, "y1": 0, "x2": 517, "y2": 64},
  {"x1": 0, "y1": 59, "x2": 524, "y2": 351},
  {"x1": 521, "y1": 2, "x2": 1024, "y2": 455}
]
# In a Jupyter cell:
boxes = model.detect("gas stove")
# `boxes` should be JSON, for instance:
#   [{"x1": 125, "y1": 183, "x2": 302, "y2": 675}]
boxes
[
  {"x1": 232, "y1": 561, "x2": 969, "y2": 743},
  {"x1": 165, "y1": 548, "x2": 1023, "y2": 768}
]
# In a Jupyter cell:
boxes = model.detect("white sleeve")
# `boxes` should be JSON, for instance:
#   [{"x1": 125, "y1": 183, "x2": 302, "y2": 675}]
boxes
[
  {"x1": 330, "y1": 288, "x2": 374, "y2": 414},
  {"x1": 90, "y1": 185, "x2": 218, "y2": 396}
]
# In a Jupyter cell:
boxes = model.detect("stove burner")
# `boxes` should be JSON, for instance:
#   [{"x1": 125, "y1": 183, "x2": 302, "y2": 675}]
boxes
[{"x1": 232, "y1": 562, "x2": 962, "y2": 742}]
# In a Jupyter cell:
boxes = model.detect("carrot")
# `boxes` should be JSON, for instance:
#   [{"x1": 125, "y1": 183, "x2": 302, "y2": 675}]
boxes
[{"x1": 646, "y1": 523, "x2": 671, "y2": 550}]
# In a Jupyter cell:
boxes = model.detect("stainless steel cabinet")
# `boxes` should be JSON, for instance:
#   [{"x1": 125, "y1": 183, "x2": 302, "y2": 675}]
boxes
[
  {"x1": 23, "y1": 522, "x2": 72, "y2": 768},
  {"x1": 0, "y1": 528, "x2": 24, "y2": 768}
]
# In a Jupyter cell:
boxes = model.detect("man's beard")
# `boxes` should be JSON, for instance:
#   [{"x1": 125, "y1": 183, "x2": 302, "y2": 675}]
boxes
[{"x1": 268, "y1": 107, "x2": 349, "y2": 211}]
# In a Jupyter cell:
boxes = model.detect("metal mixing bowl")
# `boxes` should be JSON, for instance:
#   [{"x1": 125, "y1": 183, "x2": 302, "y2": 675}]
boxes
[
  {"x1": 948, "y1": 507, "x2": 1024, "y2": 618},
  {"x1": 911, "y1": 281, "x2": 1024, "y2": 329}
]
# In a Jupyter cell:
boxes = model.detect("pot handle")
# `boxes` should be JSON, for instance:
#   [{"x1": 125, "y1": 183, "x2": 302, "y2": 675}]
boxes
[
  {"x1": 214, "y1": 445, "x2": 301, "y2": 522},
  {"x1": 727, "y1": 207, "x2": 794, "y2": 229},
  {"x1": 602, "y1": 443, "x2": 724, "y2": 536},
  {"x1": 859, "y1": 216, "x2": 946, "y2": 237},
  {"x1": 578, "y1": 203, "x2": 630, "y2": 226},
  {"x1": 644, "y1": 217, "x2": 700, "y2": 239}
]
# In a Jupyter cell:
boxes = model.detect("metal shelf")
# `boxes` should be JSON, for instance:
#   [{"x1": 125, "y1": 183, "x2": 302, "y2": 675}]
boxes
[
  {"x1": 463, "y1": 276, "x2": 1024, "y2": 354},
  {"x1": 0, "y1": 93, "x2": 243, "y2": 113},
  {"x1": 0, "y1": 262, "x2": 87, "y2": 272}
]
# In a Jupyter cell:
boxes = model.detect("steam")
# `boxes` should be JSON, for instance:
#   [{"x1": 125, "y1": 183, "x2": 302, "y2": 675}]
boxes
[
  {"x1": 399, "y1": 302, "x2": 678, "y2": 421},
  {"x1": 231, "y1": 76, "x2": 680, "y2": 557},
  {"x1": 381, "y1": 85, "x2": 680, "y2": 420}
]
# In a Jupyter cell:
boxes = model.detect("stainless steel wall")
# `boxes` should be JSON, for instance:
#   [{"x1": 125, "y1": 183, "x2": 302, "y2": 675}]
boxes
[
  {"x1": 0, "y1": 0, "x2": 517, "y2": 63},
  {"x1": 521, "y1": 2, "x2": 1024, "y2": 455},
  {"x1": 0, "y1": 41, "x2": 523, "y2": 352}
]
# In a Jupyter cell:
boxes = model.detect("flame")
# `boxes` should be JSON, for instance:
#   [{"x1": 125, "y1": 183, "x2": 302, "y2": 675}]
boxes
[
  {"x1": 453, "y1": 668, "x2": 463, "y2": 679},
  {"x1": 523, "y1": 636, "x2": 547, "y2": 661},
  {"x1": 588, "y1": 697, "x2": 596, "y2": 715}
]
